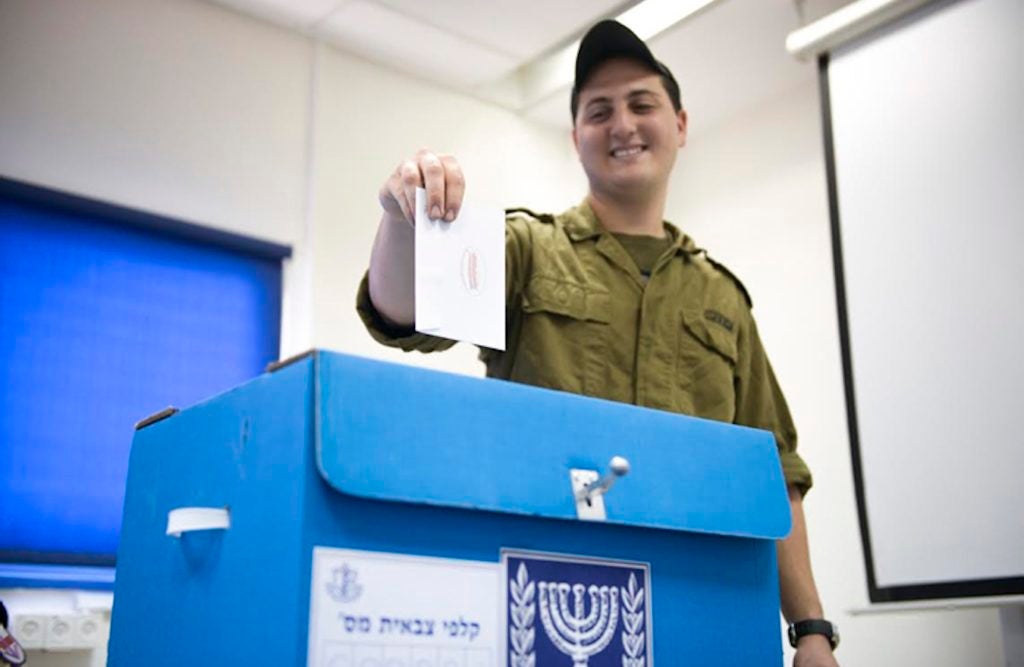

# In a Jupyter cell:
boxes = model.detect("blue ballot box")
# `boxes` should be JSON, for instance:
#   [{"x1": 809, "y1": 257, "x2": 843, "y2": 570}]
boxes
[{"x1": 108, "y1": 350, "x2": 791, "y2": 666}]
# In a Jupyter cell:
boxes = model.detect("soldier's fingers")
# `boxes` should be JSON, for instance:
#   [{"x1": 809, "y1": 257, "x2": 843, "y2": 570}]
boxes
[
  {"x1": 399, "y1": 159, "x2": 424, "y2": 222},
  {"x1": 439, "y1": 155, "x2": 464, "y2": 222},
  {"x1": 379, "y1": 170, "x2": 412, "y2": 226},
  {"x1": 418, "y1": 151, "x2": 446, "y2": 220},
  {"x1": 381, "y1": 171, "x2": 413, "y2": 227},
  {"x1": 388, "y1": 173, "x2": 414, "y2": 226},
  {"x1": 396, "y1": 186, "x2": 415, "y2": 227}
]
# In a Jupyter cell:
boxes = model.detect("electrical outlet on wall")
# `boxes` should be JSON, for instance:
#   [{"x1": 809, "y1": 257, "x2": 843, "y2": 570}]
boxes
[
  {"x1": 11, "y1": 612, "x2": 105, "y2": 652},
  {"x1": 12, "y1": 614, "x2": 46, "y2": 649},
  {"x1": 73, "y1": 613, "x2": 102, "y2": 647},
  {"x1": 45, "y1": 615, "x2": 75, "y2": 649}
]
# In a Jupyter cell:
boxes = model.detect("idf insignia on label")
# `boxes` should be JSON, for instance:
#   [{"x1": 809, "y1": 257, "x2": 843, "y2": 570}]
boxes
[{"x1": 502, "y1": 550, "x2": 652, "y2": 667}]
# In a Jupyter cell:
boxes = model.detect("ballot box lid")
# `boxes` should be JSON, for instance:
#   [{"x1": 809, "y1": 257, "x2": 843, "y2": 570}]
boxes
[{"x1": 314, "y1": 351, "x2": 792, "y2": 540}]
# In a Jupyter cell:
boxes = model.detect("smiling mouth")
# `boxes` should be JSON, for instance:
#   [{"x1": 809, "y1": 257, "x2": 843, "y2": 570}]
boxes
[{"x1": 610, "y1": 145, "x2": 646, "y2": 158}]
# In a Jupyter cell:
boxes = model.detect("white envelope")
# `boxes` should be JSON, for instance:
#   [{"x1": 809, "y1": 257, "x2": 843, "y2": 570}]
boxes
[{"x1": 414, "y1": 187, "x2": 505, "y2": 350}]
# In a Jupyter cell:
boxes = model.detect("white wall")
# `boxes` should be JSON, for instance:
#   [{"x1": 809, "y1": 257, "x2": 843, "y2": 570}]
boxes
[
  {"x1": 0, "y1": 0, "x2": 310, "y2": 246},
  {"x1": 670, "y1": 76, "x2": 1005, "y2": 666}
]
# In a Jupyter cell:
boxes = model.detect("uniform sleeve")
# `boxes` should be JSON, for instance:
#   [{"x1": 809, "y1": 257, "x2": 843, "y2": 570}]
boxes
[
  {"x1": 734, "y1": 310, "x2": 814, "y2": 495},
  {"x1": 355, "y1": 272, "x2": 457, "y2": 353}
]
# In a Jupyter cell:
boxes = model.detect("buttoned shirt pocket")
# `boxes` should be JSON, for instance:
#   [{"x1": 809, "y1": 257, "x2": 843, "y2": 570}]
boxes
[
  {"x1": 512, "y1": 276, "x2": 611, "y2": 395},
  {"x1": 677, "y1": 306, "x2": 738, "y2": 421}
]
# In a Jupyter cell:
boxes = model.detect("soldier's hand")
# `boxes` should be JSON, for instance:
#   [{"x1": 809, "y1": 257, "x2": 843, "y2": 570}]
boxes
[
  {"x1": 793, "y1": 636, "x2": 839, "y2": 667},
  {"x1": 378, "y1": 149, "x2": 465, "y2": 227}
]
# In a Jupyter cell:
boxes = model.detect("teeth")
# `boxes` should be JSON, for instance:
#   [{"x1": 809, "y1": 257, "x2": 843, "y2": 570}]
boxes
[{"x1": 612, "y1": 146, "x2": 644, "y2": 158}]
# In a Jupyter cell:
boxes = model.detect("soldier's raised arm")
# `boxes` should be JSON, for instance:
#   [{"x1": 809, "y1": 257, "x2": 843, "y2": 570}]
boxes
[{"x1": 367, "y1": 149, "x2": 465, "y2": 327}]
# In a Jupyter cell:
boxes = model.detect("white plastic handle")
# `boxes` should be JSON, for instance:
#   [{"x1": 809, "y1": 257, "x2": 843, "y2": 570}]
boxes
[{"x1": 166, "y1": 507, "x2": 230, "y2": 537}]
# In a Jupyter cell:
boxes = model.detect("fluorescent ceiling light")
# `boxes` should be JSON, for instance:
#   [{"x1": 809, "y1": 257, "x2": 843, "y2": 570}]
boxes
[
  {"x1": 785, "y1": 0, "x2": 935, "y2": 60},
  {"x1": 509, "y1": 0, "x2": 716, "y2": 111},
  {"x1": 617, "y1": 0, "x2": 717, "y2": 41}
]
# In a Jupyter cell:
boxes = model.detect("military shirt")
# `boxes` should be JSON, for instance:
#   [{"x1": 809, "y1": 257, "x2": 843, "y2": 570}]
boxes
[{"x1": 357, "y1": 202, "x2": 813, "y2": 493}]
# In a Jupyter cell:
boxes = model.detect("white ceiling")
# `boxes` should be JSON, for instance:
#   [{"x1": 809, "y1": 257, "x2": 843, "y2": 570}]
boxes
[{"x1": 205, "y1": 0, "x2": 853, "y2": 131}]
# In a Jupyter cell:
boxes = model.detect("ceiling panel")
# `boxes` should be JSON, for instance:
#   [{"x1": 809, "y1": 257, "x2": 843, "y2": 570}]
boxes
[
  {"x1": 650, "y1": 0, "x2": 812, "y2": 131},
  {"x1": 526, "y1": 0, "x2": 815, "y2": 130},
  {"x1": 372, "y1": 0, "x2": 630, "y2": 61},
  {"x1": 208, "y1": 0, "x2": 340, "y2": 30},
  {"x1": 202, "y1": 0, "x2": 832, "y2": 133},
  {"x1": 320, "y1": 0, "x2": 519, "y2": 88}
]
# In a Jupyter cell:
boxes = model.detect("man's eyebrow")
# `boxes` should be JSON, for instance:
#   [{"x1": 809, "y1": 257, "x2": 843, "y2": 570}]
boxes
[
  {"x1": 627, "y1": 88, "x2": 659, "y2": 99},
  {"x1": 582, "y1": 96, "x2": 612, "y2": 110}
]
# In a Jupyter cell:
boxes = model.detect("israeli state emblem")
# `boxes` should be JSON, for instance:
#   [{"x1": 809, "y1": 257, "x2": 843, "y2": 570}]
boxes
[{"x1": 503, "y1": 551, "x2": 651, "y2": 667}]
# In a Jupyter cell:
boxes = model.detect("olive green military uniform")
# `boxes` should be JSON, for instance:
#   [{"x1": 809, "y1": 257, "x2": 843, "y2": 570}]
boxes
[{"x1": 357, "y1": 202, "x2": 813, "y2": 493}]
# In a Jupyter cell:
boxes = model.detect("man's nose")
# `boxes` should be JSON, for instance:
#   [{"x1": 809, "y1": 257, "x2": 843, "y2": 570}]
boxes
[{"x1": 610, "y1": 108, "x2": 638, "y2": 138}]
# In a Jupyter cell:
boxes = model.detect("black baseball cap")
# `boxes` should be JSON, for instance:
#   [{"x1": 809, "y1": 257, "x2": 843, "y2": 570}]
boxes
[{"x1": 571, "y1": 20, "x2": 682, "y2": 119}]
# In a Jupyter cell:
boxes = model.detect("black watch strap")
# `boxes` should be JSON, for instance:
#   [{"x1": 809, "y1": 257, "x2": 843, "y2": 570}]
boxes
[{"x1": 788, "y1": 619, "x2": 839, "y2": 650}]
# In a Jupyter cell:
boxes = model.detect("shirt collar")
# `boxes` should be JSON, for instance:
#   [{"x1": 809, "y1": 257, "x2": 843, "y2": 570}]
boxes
[{"x1": 562, "y1": 200, "x2": 700, "y2": 256}]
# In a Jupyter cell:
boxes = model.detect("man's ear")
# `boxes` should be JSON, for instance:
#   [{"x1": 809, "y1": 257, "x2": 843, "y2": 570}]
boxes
[
  {"x1": 571, "y1": 124, "x2": 580, "y2": 154},
  {"x1": 677, "y1": 108, "x2": 688, "y2": 148}
]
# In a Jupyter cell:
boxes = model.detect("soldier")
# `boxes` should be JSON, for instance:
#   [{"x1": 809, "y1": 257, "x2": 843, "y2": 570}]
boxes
[{"x1": 357, "y1": 19, "x2": 839, "y2": 667}]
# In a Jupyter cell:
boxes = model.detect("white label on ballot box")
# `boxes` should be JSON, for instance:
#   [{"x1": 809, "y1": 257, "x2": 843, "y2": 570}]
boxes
[{"x1": 307, "y1": 546, "x2": 498, "y2": 667}]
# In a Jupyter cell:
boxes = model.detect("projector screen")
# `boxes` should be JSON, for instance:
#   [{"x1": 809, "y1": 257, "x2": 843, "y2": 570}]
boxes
[{"x1": 822, "y1": 0, "x2": 1024, "y2": 602}]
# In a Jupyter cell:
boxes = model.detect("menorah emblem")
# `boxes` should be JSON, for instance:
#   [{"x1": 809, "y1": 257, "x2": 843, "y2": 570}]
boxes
[
  {"x1": 537, "y1": 581, "x2": 620, "y2": 667},
  {"x1": 507, "y1": 555, "x2": 649, "y2": 667}
]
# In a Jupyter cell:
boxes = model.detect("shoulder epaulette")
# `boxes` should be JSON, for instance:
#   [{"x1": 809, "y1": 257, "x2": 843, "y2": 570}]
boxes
[
  {"x1": 505, "y1": 207, "x2": 555, "y2": 224},
  {"x1": 703, "y1": 253, "x2": 753, "y2": 308}
]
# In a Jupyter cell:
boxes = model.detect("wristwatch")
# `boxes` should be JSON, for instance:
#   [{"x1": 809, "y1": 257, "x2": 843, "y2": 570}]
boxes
[{"x1": 788, "y1": 619, "x2": 839, "y2": 650}]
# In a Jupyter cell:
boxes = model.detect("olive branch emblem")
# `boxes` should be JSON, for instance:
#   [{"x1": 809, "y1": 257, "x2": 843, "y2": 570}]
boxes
[
  {"x1": 509, "y1": 563, "x2": 536, "y2": 667},
  {"x1": 620, "y1": 573, "x2": 646, "y2": 667}
]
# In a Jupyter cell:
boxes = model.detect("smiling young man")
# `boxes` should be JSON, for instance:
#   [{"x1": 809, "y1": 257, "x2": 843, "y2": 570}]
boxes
[{"x1": 357, "y1": 20, "x2": 839, "y2": 667}]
